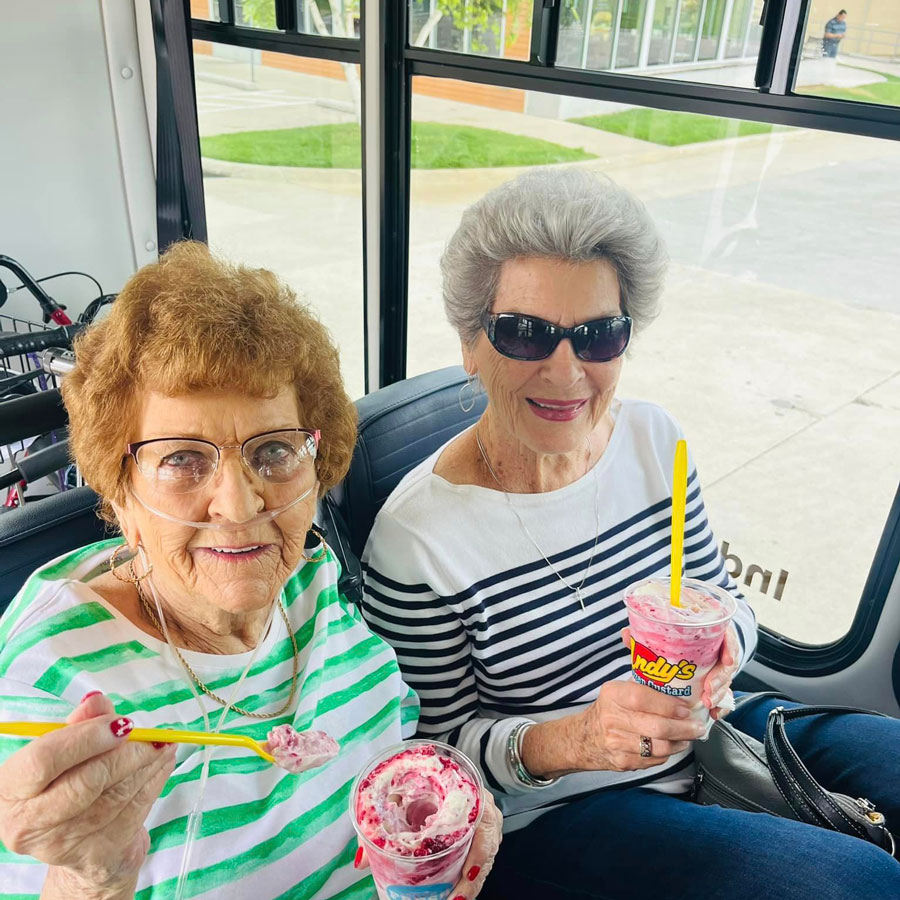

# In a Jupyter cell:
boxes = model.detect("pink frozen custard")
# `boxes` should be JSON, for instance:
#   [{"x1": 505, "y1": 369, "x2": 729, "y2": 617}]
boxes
[
  {"x1": 351, "y1": 741, "x2": 483, "y2": 900},
  {"x1": 624, "y1": 576, "x2": 736, "y2": 734},
  {"x1": 265, "y1": 725, "x2": 339, "y2": 774}
]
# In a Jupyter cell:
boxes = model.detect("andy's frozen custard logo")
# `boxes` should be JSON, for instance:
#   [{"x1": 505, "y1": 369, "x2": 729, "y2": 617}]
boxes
[{"x1": 630, "y1": 639, "x2": 696, "y2": 697}]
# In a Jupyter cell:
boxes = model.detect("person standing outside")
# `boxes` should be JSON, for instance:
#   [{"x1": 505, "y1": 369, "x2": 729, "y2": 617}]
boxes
[{"x1": 823, "y1": 9, "x2": 848, "y2": 57}]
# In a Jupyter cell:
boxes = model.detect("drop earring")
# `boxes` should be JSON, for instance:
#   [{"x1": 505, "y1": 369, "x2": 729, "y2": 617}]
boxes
[{"x1": 458, "y1": 373, "x2": 477, "y2": 413}]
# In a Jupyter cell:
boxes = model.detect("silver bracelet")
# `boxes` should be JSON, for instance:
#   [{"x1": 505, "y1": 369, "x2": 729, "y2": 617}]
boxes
[{"x1": 507, "y1": 722, "x2": 558, "y2": 788}]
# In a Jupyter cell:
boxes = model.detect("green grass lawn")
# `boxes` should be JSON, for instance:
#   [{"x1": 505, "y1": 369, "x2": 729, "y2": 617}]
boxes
[
  {"x1": 795, "y1": 70, "x2": 900, "y2": 107},
  {"x1": 201, "y1": 122, "x2": 595, "y2": 169},
  {"x1": 568, "y1": 72, "x2": 900, "y2": 148},
  {"x1": 570, "y1": 108, "x2": 777, "y2": 146}
]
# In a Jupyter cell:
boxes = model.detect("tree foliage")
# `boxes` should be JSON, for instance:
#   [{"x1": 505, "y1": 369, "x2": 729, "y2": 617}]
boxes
[
  {"x1": 241, "y1": 0, "x2": 525, "y2": 51},
  {"x1": 435, "y1": 0, "x2": 521, "y2": 37}
]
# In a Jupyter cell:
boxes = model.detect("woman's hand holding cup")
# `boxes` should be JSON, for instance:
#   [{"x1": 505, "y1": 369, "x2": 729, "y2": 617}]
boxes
[
  {"x1": 446, "y1": 789, "x2": 502, "y2": 899},
  {"x1": 0, "y1": 692, "x2": 176, "y2": 899},
  {"x1": 576, "y1": 678, "x2": 706, "y2": 773}
]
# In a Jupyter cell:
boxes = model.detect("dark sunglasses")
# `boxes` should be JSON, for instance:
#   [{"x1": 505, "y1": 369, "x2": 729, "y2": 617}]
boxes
[{"x1": 482, "y1": 312, "x2": 633, "y2": 362}]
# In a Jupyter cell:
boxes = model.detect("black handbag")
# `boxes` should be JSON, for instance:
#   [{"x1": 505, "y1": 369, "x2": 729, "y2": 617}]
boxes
[{"x1": 691, "y1": 692, "x2": 896, "y2": 857}]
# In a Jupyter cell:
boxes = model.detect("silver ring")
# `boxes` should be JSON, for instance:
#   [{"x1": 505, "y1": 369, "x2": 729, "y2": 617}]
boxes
[{"x1": 639, "y1": 735, "x2": 652, "y2": 758}]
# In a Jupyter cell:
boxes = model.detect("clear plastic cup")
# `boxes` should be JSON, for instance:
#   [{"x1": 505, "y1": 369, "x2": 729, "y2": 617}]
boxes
[
  {"x1": 350, "y1": 739, "x2": 484, "y2": 900},
  {"x1": 623, "y1": 576, "x2": 736, "y2": 737}
]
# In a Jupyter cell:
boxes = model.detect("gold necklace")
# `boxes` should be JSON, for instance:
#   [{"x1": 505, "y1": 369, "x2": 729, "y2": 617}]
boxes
[{"x1": 132, "y1": 565, "x2": 299, "y2": 720}]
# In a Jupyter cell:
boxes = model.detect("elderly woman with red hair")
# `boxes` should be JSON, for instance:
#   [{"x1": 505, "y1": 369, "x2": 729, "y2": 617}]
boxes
[{"x1": 0, "y1": 243, "x2": 500, "y2": 900}]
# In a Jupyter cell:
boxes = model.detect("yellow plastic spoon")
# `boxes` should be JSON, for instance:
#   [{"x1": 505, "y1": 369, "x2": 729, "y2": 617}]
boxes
[
  {"x1": 0, "y1": 721, "x2": 276, "y2": 764},
  {"x1": 670, "y1": 439, "x2": 689, "y2": 608}
]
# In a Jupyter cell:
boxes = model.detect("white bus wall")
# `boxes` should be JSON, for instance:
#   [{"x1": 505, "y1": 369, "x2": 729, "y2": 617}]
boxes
[{"x1": 0, "y1": 0, "x2": 157, "y2": 323}]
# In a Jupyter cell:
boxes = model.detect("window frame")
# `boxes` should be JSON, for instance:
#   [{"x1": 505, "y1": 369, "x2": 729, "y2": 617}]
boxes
[{"x1": 190, "y1": 18, "x2": 360, "y2": 61}]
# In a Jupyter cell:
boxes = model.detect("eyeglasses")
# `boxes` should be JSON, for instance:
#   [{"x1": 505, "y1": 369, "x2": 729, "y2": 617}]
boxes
[
  {"x1": 125, "y1": 429, "x2": 320, "y2": 496},
  {"x1": 482, "y1": 312, "x2": 632, "y2": 362}
]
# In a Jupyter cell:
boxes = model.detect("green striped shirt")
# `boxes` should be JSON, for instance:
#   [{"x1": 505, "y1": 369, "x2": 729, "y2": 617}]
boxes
[{"x1": 0, "y1": 540, "x2": 419, "y2": 899}]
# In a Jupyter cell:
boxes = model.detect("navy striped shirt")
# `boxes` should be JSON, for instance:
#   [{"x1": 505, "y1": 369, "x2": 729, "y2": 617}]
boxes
[{"x1": 361, "y1": 399, "x2": 757, "y2": 830}]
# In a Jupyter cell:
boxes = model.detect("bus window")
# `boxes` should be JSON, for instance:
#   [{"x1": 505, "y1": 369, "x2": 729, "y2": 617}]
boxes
[
  {"x1": 192, "y1": 41, "x2": 365, "y2": 399},
  {"x1": 406, "y1": 78, "x2": 900, "y2": 645}
]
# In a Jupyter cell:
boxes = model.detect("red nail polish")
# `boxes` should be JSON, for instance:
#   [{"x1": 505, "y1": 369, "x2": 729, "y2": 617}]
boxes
[
  {"x1": 152, "y1": 741, "x2": 166, "y2": 749},
  {"x1": 110, "y1": 717, "x2": 133, "y2": 738},
  {"x1": 353, "y1": 846, "x2": 363, "y2": 869},
  {"x1": 466, "y1": 866, "x2": 480, "y2": 882},
  {"x1": 81, "y1": 690, "x2": 102, "y2": 703}
]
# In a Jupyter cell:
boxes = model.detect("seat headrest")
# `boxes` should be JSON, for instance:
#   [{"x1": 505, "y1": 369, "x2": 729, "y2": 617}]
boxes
[{"x1": 333, "y1": 366, "x2": 487, "y2": 558}]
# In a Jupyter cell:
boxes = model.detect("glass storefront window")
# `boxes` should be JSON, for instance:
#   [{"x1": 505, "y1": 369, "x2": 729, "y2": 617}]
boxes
[
  {"x1": 725, "y1": 0, "x2": 752, "y2": 58},
  {"x1": 615, "y1": 0, "x2": 647, "y2": 68},
  {"x1": 558, "y1": 0, "x2": 765, "y2": 88},
  {"x1": 648, "y1": 0, "x2": 679, "y2": 65},
  {"x1": 406, "y1": 76, "x2": 900, "y2": 645},
  {"x1": 698, "y1": 0, "x2": 726, "y2": 61},
  {"x1": 674, "y1": 0, "x2": 702, "y2": 62},
  {"x1": 558, "y1": 0, "x2": 617, "y2": 71}
]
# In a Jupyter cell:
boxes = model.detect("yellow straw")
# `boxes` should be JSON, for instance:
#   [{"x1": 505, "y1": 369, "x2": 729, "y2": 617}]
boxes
[{"x1": 670, "y1": 439, "x2": 688, "y2": 608}]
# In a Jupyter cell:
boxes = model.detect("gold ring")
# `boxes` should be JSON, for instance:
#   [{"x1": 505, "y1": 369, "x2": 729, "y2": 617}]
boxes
[{"x1": 639, "y1": 735, "x2": 652, "y2": 758}]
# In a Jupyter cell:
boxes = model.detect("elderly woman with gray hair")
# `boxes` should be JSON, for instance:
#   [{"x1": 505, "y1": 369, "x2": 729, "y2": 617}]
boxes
[{"x1": 361, "y1": 169, "x2": 900, "y2": 898}]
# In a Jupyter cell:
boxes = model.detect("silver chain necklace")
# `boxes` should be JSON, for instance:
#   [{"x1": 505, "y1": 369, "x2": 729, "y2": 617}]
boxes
[{"x1": 475, "y1": 429, "x2": 602, "y2": 612}]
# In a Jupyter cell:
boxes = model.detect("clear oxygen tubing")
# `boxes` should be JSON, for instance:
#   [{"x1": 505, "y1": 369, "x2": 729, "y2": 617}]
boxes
[
  {"x1": 132, "y1": 482, "x2": 315, "y2": 531},
  {"x1": 135, "y1": 545, "x2": 283, "y2": 900}
]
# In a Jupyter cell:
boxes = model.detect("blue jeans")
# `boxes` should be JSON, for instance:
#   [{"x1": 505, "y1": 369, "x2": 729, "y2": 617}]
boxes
[{"x1": 481, "y1": 695, "x2": 900, "y2": 900}]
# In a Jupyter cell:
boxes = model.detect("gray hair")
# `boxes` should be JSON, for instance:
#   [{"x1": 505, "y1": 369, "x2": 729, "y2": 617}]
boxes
[{"x1": 441, "y1": 168, "x2": 668, "y2": 346}]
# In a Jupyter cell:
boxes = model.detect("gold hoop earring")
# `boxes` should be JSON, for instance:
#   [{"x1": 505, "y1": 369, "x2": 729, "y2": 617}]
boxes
[
  {"x1": 109, "y1": 543, "x2": 153, "y2": 583},
  {"x1": 302, "y1": 526, "x2": 328, "y2": 563}
]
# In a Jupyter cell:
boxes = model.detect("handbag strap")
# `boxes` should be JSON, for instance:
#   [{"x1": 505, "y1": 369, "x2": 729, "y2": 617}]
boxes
[
  {"x1": 766, "y1": 708, "x2": 867, "y2": 836},
  {"x1": 765, "y1": 706, "x2": 893, "y2": 853},
  {"x1": 777, "y1": 703, "x2": 886, "y2": 721}
]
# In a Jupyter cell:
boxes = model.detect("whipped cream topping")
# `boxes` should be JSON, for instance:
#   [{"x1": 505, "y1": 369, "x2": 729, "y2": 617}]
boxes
[
  {"x1": 355, "y1": 744, "x2": 480, "y2": 857},
  {"x1": 627, "y1": 581, "x2": 729, "y2": 625},
  {"x1": 265, "y1": 725, "x2": 339, "y2": 774}
]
